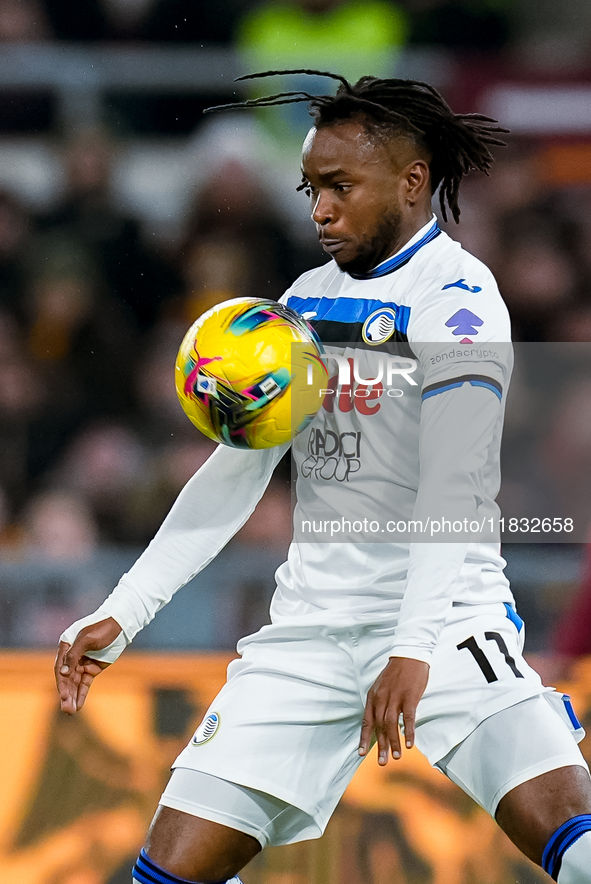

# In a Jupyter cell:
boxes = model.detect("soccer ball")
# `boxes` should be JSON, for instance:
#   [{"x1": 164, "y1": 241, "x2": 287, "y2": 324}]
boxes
[{"x1": 175, "y1": 298, "x2": 328, "y2": 449}]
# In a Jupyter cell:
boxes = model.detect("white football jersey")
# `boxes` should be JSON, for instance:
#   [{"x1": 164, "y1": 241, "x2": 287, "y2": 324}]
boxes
[
  {"x1": 69, "y1": 217, "x2": 517, "y2": 667},
  {"x1": 268, "y1": 215, "x2": 515, "y2": 660}
]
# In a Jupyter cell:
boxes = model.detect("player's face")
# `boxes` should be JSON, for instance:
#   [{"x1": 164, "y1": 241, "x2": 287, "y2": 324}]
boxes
[{"x1": 301, "y1": 119, "x2": 424, "y2": 275}]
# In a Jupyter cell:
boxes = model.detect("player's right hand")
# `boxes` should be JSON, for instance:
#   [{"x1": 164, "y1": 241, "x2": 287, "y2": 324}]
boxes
[{"x1": 54, "y1": 617, "x2": 122, "y2": 715}]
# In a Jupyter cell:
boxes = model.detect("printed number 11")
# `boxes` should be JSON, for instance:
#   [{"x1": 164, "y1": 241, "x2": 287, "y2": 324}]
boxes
[{"x1": 457, "y1": 633, "x2": 524, "y2": 683}]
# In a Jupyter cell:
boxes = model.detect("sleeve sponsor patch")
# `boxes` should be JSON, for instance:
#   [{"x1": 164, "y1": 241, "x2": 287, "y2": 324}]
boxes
[{"x1": 445, "y1": 309, "x2": 484, "y2": 343}]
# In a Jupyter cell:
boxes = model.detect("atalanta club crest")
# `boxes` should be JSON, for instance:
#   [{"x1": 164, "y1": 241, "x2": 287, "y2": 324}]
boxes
[
  {"x1": 192, "y1": 711, "x2": 221, "y2": 745},
  {"x1": 362, "y1": 308, "x2": 397, "y2": 345}
]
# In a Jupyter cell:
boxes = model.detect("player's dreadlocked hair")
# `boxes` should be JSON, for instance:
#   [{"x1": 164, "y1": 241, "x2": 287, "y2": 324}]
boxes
[{"x1": 205, "y1": 69, "x2": 508, "y2": 223}]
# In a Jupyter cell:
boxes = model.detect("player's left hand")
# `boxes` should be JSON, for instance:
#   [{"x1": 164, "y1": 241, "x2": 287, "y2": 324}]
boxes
[{"x1": 359, "y1": 656, "x2": 429, "y2": 764}]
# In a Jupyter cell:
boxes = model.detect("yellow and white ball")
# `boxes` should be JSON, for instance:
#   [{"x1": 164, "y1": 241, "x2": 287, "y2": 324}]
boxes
[{"x1": 175, "y1": 297, "x2": 328, "y2": 449}]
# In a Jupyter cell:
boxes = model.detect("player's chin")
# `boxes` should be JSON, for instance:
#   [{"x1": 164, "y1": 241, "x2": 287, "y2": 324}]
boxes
[
  {"x1": 332, "y1": 249, "x2": 373, "y2": 275},
  {"x1": 324, "y1": 241, "x2": 361, "y2": 269}
]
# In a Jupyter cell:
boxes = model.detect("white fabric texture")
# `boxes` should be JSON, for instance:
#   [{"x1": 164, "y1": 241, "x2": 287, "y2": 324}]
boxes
[
  {"x1": 160, "y1": 768, "x2": 316, "y2": 848},
  {"x1": 557, "y1": 831, "x2": 591, "y2": 884},
  {"x1": 162, "y1": 694, "x2": 588, "y2": 852},
  {"x1": 60, "y1": 442, "x2": 287, "y2": 662},
  {"x1": 437, "y1": 694, "x2": 588, "y2": 817},
  {"x1": 170, "y1": 605, "x2": 548, "y2": 836}
]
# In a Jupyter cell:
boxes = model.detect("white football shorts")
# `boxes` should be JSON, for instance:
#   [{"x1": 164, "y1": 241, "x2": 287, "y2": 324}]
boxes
[
  {"x1": 162, "y1": 603, "x2": 586, "y2": 845},
  {"x1": 436, "y1": 692, "x2": 587, "y2": 817}
]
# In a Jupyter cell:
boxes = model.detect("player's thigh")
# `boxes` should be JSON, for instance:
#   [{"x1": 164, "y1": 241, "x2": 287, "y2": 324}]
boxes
[
  {"x1": 145, "y1": 804, "x2": 261, "y2": 881},
  {"x1": 437, "y1": 693, "x2": 591, "y2": 865},
  {"x1": 171, "y1": 626, "x2": 365, "y2": 834},
  {"x1": 495, "y1": 765, "x2": 591, "y2": 865}
]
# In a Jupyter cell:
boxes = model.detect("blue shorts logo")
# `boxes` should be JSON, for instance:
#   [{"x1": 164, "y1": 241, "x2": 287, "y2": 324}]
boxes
[
  {"x1": 192, "y1": 711, "x2": 221, "y2": 745},
  {"x1": 362, "y1": 307, "x2": 397, "y2": 345}
]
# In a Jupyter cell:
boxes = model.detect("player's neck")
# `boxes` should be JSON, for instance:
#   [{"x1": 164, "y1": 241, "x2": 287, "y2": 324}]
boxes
[
  {"x1": 379, "y1": 210, "x2": 435, "y2": 267},
  {"x1": 391, "y1": 209, "x2": 434, "y2": 259}
]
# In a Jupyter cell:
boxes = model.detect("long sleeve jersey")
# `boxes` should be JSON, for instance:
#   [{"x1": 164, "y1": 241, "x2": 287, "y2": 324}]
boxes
[{"x1": 62, "y1": 217, "x2": 515, "y2": 665}]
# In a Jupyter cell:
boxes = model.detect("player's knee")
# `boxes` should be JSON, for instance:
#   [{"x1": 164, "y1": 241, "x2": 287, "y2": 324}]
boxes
[
  {"x1": 132, "y1": 848, "x2": 243, "y2": 884},
  {"x1": 542, "y1": 817, "x2": 591, "y2": 883}
]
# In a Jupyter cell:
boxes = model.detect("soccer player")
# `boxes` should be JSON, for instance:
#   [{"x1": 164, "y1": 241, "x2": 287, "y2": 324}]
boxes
[{"x1": 55, "y1": 72, "x2": 591, "y2": 884}]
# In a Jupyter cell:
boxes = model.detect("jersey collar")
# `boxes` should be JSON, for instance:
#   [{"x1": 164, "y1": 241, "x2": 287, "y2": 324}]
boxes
[{"x1": 347, "y1": 216, "x2": 441, "y2": 280}]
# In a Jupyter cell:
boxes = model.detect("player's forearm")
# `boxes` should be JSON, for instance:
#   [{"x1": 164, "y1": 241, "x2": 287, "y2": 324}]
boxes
[
  {"x1": 390, "y1": 542, "x2": 468, "y2": 662},
  {"x1": 61, "y1": 442, "x2": 288, "y2": 659},
  {"x1": 391, "y1": 384, "x2": 501, "y2": 661}
]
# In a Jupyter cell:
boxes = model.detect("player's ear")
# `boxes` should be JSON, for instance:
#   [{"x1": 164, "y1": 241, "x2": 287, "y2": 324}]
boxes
[{"x1": 404, "y1": 159, "x2": 431, "y2": 208}]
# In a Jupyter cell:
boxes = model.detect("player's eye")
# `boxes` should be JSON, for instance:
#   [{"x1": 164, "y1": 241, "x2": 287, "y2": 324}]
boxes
[
  {"x1": 333, "y1": 183, "x2": 350, "y2": 193},
  {"x1": 296, "y1": 177, "x2": 311, "y2": 196}
]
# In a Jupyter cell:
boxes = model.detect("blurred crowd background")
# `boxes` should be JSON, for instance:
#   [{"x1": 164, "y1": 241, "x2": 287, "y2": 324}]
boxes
[{"x1": 1, "y1": 0, "x2": 591, "y2": 672}]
